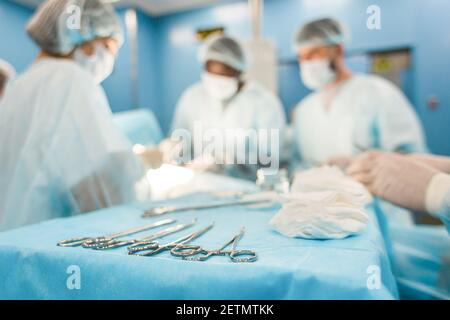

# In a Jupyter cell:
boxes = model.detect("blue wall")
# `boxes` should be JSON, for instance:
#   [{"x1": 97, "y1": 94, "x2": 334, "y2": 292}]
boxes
[
  {"x1": 102, "y1": 10, "x2": 160, "y2": 114},
  {"x1": 413, "y1": 0, "x2": 450, "y2": 156},
  {"x1": 0, "y1": 1, "x2": 38, "y2": 72},
  {"x1": 1, "y1": 0, "x2": 449, "y2": 155}
]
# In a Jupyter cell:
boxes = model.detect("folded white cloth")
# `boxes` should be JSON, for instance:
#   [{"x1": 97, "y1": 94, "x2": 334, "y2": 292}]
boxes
[
  {"x1": 270, "y1": 166, "x2": 371, "y2": 239},
  {"x1": 270, "y1": 191, "x2": 369, "y2": 239},
  {"x1": 292, "y1": 165, "x2": 373, "y2": 207}
]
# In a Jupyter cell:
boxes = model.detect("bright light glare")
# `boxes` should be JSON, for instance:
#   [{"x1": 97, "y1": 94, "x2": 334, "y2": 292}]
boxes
[
  {"x1": 125, "y1": 9, "x2": 138, "y2": 32},
  {"x1": 146, "y1": 164, "x2": 195, "y2": 199},
  {"x1": 303, "y1": 0, "x2": 351, "y2": 9},
  {"x1": 170, "y1": 26, "x2": 196, "y2": 46},
  {"x1": 212, "y1": 3, "x2": 249, "y2": 23}
]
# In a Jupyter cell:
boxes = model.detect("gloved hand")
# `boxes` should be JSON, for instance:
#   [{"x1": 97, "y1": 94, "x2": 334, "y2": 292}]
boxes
[
  {"x1": 159, "y1": 138, "x2": 186, "y2": 164},
  {"x1": 133, "y1": 144, "x2": 163, "y2": 169},
  {"x1": 408, "y1": 154, "x2": 450, "y2": 174},
  {"x1": 346, "y1": 151, "x2": 440, "y2": 212},
  {"x1": 185, "y1": 153, "x2": 220, "y2": 173}
]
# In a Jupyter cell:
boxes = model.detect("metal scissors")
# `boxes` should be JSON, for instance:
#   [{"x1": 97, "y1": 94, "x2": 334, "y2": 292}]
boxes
[
  {"x1": 170, "y1": 227, "x2": 257, "y2": 263},
  {"x1": 143, "y1": 199, "x2": 272, "y2": 217},
  {"x1": 88, "y1": 219, "x2": 197, "y2": 250},
  {"x1": 127, "y1": 223, "x2": 214, "y2": 256},
  {"x1": 57, "y1": 218, "x2": 174, "y2": 247}
]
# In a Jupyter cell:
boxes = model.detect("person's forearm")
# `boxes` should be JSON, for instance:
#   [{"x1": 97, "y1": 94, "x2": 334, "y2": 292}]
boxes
[{"x1": 410, "y1": 154, "x2": 450, "y2": 174}]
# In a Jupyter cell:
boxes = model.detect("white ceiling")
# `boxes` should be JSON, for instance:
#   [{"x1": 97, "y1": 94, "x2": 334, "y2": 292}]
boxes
[{"x1": 10, "y1": 0, "x2": 237, "y2": 16}]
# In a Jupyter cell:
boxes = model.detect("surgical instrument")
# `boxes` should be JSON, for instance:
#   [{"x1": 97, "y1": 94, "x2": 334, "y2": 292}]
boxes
[
  {"x1": 143, "y1": 199, "x2": 273, "y2": 217},
  {"x1": 170, "y1": 227, "x2": 257, "y2": 263},
  {"x1": 354, "y1": 142, "x2": 369, "y2": 153},
  {"x1": 88, "y1": 219, "x2": 197, "y2": 250},
  {"x1": 128, "y1": 223, "x2": 214, "y2": 256},
  {"x1": 57, "y1": 218, "x2": 174, "y2": 247}
]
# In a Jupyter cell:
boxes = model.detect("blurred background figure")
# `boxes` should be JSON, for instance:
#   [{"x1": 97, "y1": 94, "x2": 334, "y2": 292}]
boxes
[
  {"x1": 0, "y1": 59, "x2": 16, "y2": 100},
  {"x1": 291, "y1": 18, "x2": 426, "y2": 169},
  {"x1": 0, "y1": 0, "x2": 159, "y2": 231},
  {"x1": 3, "y1": 0, "x2": 447, "y2": 167},
  {"x1": 168, "y1": 34, "x2": 286, "y2": 179}
]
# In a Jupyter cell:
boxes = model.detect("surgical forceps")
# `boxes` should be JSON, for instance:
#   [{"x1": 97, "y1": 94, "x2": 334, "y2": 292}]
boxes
[
  {"x1": 143, "y1": 199, "x2": 273, "y2": 217},
  {"x1": 57, "y1": 218, "x2": 174, "y2": 247},
  {"x1": 88, "y1": 219, "x2": 197, "y2": 250},
  {"x1": 127, "y1": 223, "x2": 214, "y2": 256},
  {"x1": 170, "y1": 227, "x2": 257, "y2": 263}
]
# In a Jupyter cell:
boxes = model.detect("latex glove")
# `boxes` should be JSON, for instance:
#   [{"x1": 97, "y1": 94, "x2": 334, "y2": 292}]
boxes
[
  {"x1": 270, "y1": 191, "x2": 369, "y2": 239},
  {"x1": 408, "y1": 154, "x2": 450, "y2": 174},
  {"x1": 133, "y1": 144, "x2": 163, "y2": 169},
  {"x1": 347, "y1": 151, "x2": 440, "y2": 212},
  {"x1": 185, "y1": 153, "x2": 220, "y2": 172}
]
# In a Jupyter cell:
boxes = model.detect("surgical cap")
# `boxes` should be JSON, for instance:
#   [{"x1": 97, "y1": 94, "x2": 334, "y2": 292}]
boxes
[
  {"x1": 198, "y1": 35, "x2": 246, "y2": 72},
  {"x1": 294, "y1": 18, "x2": 348, "y2": 51},
  {"x1": 26, "y1": 0, "x2": 124, "y2": 55}
]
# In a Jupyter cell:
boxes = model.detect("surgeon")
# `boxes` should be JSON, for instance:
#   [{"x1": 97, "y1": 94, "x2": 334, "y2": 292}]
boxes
[
  {"x1": 292, "y1": 18, "x2": 426, "y2": 168},
  {"x1": 347, "y1": 151, "x2": 450, "y2": 299},
  {"x1": 0, "y1": 0, "x2": 150, "y2": 231},
  {"x1": 170, "y1": 34, "x2": 286, "y2": 178},
  {"x1": 0, "y1": 59, "x2": 16, "y2": 100}
]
